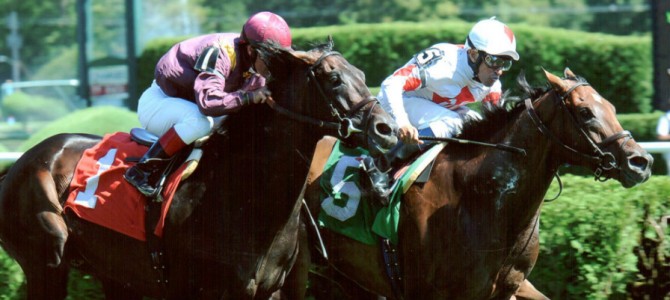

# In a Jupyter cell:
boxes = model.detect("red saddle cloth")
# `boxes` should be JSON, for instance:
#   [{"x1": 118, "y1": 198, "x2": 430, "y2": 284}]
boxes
[{"x1": 65, "y1": 132, "x2": 187, "y2": 241}]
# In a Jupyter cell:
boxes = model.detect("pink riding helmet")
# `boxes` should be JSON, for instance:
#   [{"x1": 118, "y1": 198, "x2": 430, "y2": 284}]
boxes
[{"x1": 242, "y1": 11, "x2": 292, "y2": 48}]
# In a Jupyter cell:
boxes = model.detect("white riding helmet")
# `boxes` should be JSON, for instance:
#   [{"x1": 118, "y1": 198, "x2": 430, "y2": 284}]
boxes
[{"x1": 465, "y1": 18, "x2": 519, "y2": 61}]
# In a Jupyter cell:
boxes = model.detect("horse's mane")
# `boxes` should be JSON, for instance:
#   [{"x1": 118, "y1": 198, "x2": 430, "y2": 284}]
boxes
[
  {"x1": 457, "y1": 70, "x2": 590, "y2": 145},
  {"x1": 255, "y1": 39, "x2": 334, "y2": 68},
  {"x1": 457, "y1": 72, "x2": 547, "y2": 142}
]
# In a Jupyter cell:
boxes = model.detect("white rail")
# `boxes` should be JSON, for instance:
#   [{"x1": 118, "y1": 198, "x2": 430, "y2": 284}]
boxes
[
  {"x1": 0, "y1": 152, "x2": 22, "y2": 162},
  {"x1": 638, "y1": 142, "x2": 670, "y2": 175}
]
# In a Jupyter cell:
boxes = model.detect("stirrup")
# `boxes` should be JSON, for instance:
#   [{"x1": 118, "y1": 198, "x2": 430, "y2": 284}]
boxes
[
  {"x1": 362, "y1": 157, "x2": 391, "y2": 205},
  {"x1": 124, "y1": 166, "x2": 161, "y2": 198}
]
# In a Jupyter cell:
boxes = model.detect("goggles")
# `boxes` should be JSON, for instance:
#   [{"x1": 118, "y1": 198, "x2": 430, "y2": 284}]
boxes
[{"x1": 482, "y1": 53, "x2": 513, "y2": 71}]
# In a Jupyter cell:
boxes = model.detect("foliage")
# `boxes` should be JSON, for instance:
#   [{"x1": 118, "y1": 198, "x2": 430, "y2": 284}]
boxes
[
  {"x1": 0, "y1": 252, "x2": 24, "y2": 299},
  {"x1": 0, "y1": 0, "x2": 653, "y2": 85},
  {"x1": 18, "y1": 106, "x2": 139, "y2": 151},
  {"x1": 530, "y1": 175, "x2": 670, "y2": 299},
  {"x1": 136, "y1": 36, "x2": 193, "y2": 94},
  {"x1": 1, "y1": 91, "x2": 71, "y2": 122},
  {"x1": 618, "y1": 111, "x2": 663, "y2": 142},
  {"x1": 138, "y1": 21, "x2": 652, "y2": 113},
  {"x1": 31, "y1": 46, "x2": 78, "y2": 80}
]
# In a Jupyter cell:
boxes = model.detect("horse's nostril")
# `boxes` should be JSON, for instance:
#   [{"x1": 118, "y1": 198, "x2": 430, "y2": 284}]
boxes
[
  {"x1": 629, "y1": 155, "x2": 650, "y2": 170},
  {"x1": 375, "y1": 122, "x2": 393, "y2": 136}
]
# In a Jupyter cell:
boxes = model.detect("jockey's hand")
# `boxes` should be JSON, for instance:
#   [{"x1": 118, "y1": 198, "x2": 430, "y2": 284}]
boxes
[
  {"x1": 398, "y1": 125, "x2": 423, "y2": 145},
  {"x1": 246, "y1": 87, "x2": 272, "y2": 104}
]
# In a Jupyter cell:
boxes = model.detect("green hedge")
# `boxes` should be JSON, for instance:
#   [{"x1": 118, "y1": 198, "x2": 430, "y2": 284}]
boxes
[
  {"x1": 18, "y1": 106, "x2": 140, "y2": 151},
  {"x1": 531, "y1": 174, "x2": 670, "y2": 299},
  {"x1": 137, "y1": 21, "x2": 652, "y2": 113},
  {"x1": 2, "y1": 91, "x2": 71, "y2": 122}
]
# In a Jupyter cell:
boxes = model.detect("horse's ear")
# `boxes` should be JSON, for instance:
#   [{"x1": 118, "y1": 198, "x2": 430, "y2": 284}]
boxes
[
  {"x1": 543, "y1": 68, "x2": 568, "y2": 92},
  {"x1": 327, "y1": 35, "x2": 335, "y2": 50},
  {"x1": 290, "y1": 50, "x2": 314, "y2": 65},
  {"x1": 564, "y1": 67, "x2": 576, "y2": 79}
]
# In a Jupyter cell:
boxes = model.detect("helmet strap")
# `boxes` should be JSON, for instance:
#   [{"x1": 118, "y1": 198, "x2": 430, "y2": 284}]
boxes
[{"x1": 468, "y1": 49, "x2": 484, "y2": 83}]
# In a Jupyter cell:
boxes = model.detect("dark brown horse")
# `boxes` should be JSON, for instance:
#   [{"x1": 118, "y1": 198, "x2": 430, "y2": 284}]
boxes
[
  {"x1": 301, "y1": 68, "x2": 653, "y2": 299},
  {"x1": 0, "y1": 40, "x2": 398, "y2": 299}
]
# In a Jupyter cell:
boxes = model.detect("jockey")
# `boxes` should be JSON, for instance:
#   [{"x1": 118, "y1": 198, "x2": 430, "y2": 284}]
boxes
[
  {"x1": 363, "y1": 17, "x2": 519, "y2": 204},
  {"x1": 124, "y1": 11, "x2": 292, "y2": 197}
]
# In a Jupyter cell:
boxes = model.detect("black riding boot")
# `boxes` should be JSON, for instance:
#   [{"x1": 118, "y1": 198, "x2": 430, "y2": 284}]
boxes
[
  {"x1": 362, "y1": 143, "x2": 422, "y2": 205},
  {"x1": 124, "y1": 141, "x2": 173, "y2": 198}
]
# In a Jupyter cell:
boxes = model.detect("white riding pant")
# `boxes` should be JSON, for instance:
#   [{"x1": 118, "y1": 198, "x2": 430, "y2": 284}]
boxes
[
  {"x1": 400, "y1": 96, "x2": 464, "y2": 138},
  {"x1": 137, "y1": 81, "x2": 222, "y2": 144}
]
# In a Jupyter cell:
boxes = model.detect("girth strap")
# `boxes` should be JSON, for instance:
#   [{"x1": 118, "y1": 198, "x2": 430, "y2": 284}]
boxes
[{"x1": 381, "y1": 238, "x2": 404, "y2": 300}]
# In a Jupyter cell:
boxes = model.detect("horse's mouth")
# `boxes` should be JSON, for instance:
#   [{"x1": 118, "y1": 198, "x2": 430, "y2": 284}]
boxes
[
  {"x1": 368, "y1": 135, "x2": 398, "y2": 156},
  {"x1": 618, "y1": 166, "x2": 652, "y2": 188}
]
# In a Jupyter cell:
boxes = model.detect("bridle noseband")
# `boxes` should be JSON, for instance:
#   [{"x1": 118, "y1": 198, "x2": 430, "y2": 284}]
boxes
[
  {"x1": 525, "y1": 81, "x2": 632, "y2": 181},
  {"x1": 265, "y1": 51, "x2": 378, "y2": 139}
]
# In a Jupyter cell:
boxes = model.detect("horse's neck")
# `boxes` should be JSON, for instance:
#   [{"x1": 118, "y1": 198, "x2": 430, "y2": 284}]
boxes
[{"x1": 453, "y1": 104, "x2": 560, "y2": 235}]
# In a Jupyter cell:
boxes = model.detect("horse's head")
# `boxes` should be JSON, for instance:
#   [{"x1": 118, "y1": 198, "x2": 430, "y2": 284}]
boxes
[
  {"x1": 537, "y1": 68, "x2": 652, "y2": 187},
  {"x1": 254, "y1": 38, "x2": 398, "y2": 156}
]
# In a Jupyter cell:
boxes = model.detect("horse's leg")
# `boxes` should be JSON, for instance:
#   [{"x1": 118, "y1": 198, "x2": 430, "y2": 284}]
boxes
[
  {"x1": 14, "y1": 171, "x2": 71, "y2": 300},
  {"x1": 19, "y1": 258, "x2": 69, "y2": 300},
  {"x1": 308, "y1": 266, "x2": 381, "y2": 300},
  {"x1": 31, "y1": 169, "x2": 70, "y2": 267},
  {"x1": 512, "y1": 279, "x2": 550, "y2": 300},
  {"x1": 277, "y1": 221, "x2": 309, "y2": 300},
  {"x1": 99, "y1": 278, "x2": 144, "y2": 300}
]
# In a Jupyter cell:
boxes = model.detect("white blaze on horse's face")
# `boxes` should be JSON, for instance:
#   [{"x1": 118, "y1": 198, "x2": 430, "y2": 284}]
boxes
[{"x1": 591, "y1": 93, "x2": 603, "y2": 104}]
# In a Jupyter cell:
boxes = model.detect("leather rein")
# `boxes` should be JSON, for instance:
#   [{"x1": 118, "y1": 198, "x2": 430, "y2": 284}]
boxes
[
  {"x1": 265, "y1": 51, "x2": 378, "y2": 139},
  {"x1": 524, "y1": 81, "x2": 632, "y2": 182}
]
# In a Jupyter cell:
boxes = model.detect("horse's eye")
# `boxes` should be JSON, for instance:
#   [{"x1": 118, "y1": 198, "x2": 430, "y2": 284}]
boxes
[
  {"x1": 579, "y1": 108, "x2": 594, "y2": 120},
  {"x1": 329, "y1": 73, "x2": 343, "y2": 86}
]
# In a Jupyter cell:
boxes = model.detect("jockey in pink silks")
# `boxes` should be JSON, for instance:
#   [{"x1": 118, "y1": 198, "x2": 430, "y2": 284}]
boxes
[{"x1": 125, "y1": 11, "x2": 292, "y2": 197}]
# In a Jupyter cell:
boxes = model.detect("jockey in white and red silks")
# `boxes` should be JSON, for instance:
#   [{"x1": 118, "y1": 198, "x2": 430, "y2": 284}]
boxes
[{"x1": 364, "y1": 17, "x2": 520, "y2": 204}]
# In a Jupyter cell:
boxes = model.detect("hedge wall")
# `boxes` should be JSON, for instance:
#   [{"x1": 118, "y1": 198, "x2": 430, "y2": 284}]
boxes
[
  {"x1": 137, "y1": 21, "x2": 652, "y2": 114},
  {"x1": 531, "y1": 174, "x2": 670, "y2": 299}
]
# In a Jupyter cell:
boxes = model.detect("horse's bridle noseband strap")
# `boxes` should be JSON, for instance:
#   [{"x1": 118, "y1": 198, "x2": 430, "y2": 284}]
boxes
[
  {"x1": 525, "y1": 81, "x2": 632, "y2": 181},
  {"x1": 267, "y1": 51, "x2": 378, "y2": 139}
]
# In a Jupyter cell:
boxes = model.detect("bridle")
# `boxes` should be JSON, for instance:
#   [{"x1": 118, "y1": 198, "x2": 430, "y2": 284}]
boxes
[
  {"x1": 265, "y1": 51, "x2": 378, "y2": 139},
  {"x1": 524, "y1": 81, "x2": 632, "y2": 181}
]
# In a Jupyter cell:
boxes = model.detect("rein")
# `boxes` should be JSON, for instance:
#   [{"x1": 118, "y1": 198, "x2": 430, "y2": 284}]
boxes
[
  {"x1": 524, "y1": 81, "x2": 632, "y2": 182},
  {"x1": 419, "y1": 136, "x2": 526, "y2": 155},
  {"x1": 265, "y1": 51, "x2": 378, "y2": 139}
]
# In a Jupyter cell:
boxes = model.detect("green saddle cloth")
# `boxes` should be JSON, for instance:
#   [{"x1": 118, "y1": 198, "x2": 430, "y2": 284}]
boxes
[{"x1": 317, "y1": 140, "x2": 445, "y2": 245}]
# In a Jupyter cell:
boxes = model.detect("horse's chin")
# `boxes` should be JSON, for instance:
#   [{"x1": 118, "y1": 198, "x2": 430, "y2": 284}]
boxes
[
  {"x1": 615, "y1": 168, "x2": 651, "y2": 188},
  {"x1": 367, "y1": 135, "x2": 397, "y2": 157}
]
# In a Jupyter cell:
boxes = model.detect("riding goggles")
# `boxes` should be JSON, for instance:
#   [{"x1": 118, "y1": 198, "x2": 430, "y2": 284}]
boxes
[{"x1": 482, "y1": 53, "x2": 513, "y2": 71}]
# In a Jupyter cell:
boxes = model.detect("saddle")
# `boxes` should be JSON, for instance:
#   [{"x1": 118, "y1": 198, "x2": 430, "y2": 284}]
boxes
[
  {"x1": 307, "y1": 137, "x2": 445, "y2": 246},
  {"x1": 64, "y1": 130, "x2": 205, "y2": 242},
  {"x1": 129, "y1": 128, "x2": 204, "y2": 186}
]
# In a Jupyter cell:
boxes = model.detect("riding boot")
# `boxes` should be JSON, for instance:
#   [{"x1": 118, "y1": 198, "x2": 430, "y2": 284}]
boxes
[
  {"x1": 124, "y1": 127, "x2": 187, "y2": 197},
  {"x1": 362, "y1": 143, "x2": 422, "y2": 205}
]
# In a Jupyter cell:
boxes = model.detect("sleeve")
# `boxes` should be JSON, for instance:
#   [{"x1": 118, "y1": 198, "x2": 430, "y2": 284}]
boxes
[
  {"x1": 378, "y1": 64, "x2": 422, "y2": 128},
  {"x1": 193, "y1": 72, "x2": 246, "y2": 117},
  {"x1": 482, "y1": 82, "x2": 502, "y2": 105}
]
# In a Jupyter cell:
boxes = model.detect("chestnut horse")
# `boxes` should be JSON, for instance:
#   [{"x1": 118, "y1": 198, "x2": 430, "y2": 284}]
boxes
[
  {"x1": 301, "y1": 68, "x2": 653, "y2": 299},
  {"x1": 0, "y1": 40, "x2": 398, "y2": 299}
]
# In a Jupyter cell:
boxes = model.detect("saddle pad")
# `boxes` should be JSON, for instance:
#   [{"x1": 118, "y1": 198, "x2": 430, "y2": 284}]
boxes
[
  {"x1": 65, "y1": 132, "x2": 187, "y2": 241},
  {"x1": 318, "y1": 140, "x2": 445, "y2": 245}
]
